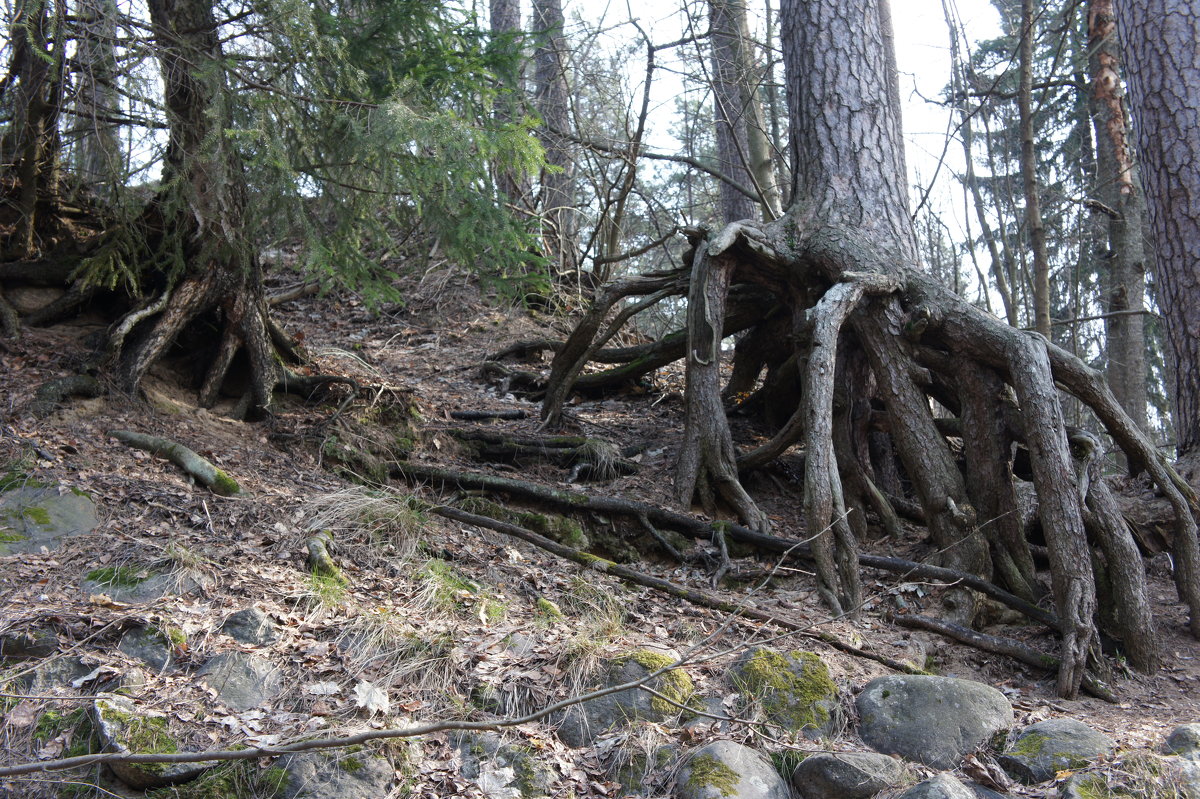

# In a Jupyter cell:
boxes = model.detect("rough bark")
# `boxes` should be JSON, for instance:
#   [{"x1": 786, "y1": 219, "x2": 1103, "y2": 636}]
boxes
[
  {"x1": 71, "y1": 0, "x2": 122, "y2": 193},
  {"x1": 532, "y1": 0, "x2": 578, "y2": 279},
  {"x1": 1017, "y1": 0, "x2": 1052, "y2": 339},
  {"x1": 1088, "y1": 0, "x2": 1148, "y2": 435},
  {"x1": 490, "y1": 0, "x2": 529, "y2": 209},
  {"x1": 1113, "y1": 1, "x2": 1200, "y2": 465},
  {"x1": 709, "y1": 0, "x2": 780, "y2": 222}
]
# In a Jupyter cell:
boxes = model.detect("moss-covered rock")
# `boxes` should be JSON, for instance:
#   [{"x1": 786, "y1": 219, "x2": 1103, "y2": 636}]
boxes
[
  {"x1": 556, "y1": 647, "x2": 695, "y2": 747},
  {"x1": 675, "y1": 740, "x2": 791, "y2": 799},
  {"x1": 92, "y1": 694, "x2": 216, "y2": 790},
  {"x1": 731, "y1": 647, "x2": 842, "y2": 739},
  {"x1": 998, "y1": 718, "x2": 1115, "y2": 785},
  {"x1": 0, "y1": 484, "x2": 98, "y2": 555}
]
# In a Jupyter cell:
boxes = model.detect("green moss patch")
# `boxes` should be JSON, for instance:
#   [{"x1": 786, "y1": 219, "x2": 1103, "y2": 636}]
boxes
[
  {"x1": 685, "y1": 754, "x2": 740, "y2": 798},
  {"x1": 86, "y1": 566, "x2": 153, "y2": 588},
  {"x1": 623, "y1": 649, "x2": 695, "y2": 715},
  {"x1": 733, "y1": 648, "x2": 840, "y2": 735}
]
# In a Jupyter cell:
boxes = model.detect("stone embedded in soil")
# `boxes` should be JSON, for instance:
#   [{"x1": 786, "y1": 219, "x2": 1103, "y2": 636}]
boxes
[
  {"x1": 92, "y1": 693, "x2": 215, "y2": 790},
  {"x1": 556, "y1": 647, "x2": 692, "y2": 747},
  {"x1": 279, "y1": 750, "x2": 396, "y2": 799},
  {"x1": 0, "y1": 629, "x2": 58, "y2": 659},
  {"x1": 220, "y1": 607, "x2": 282, "y2": 646},
  {"x1": 997, "y1": 718, "x2": 1115, "y2": 784},
  {"x1": 897, "y1": 773, "x2": 976, "y2": 799},
  {"x1": 118, "y1": 626, "x2": 175, "y2": 672},
  {"x1": 197, "y1": 652, "x2": 282, "y2": 711},
  {"x1": 791, "y1": 751, "x2": 909, "y2": 799},
  {"x1": 1168, "y1": 724, "x2": 1200, "y2": 760},
  {"x1": 674, "y1": 740, "x2": 791, "y2": 799},
  {"x1": 0, "y1": 484, "x2": 98, "y2": 554},
  {"x1": 731, "y1": 647, "x2": 843, "y2": 739},
  {"x1": 856, "y1": 675, "x2": 1013, "y2": 770}
]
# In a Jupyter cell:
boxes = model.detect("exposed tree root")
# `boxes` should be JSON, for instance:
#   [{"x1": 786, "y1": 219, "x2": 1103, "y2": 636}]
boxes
[
  {"x1": 28, "y1": 375, "x2": 102, "y2": 417},
  {"x1": 536, "y1": 211, "x2": 1197, "y2": 696},
  {"x1": 389, "y1": 462, "x2": 1066, "y2": 633},
  {"x1": 446, "y1": 428, "x2": 637, "y2": 480},
  {"x1": 892, "y1": 613, "x2": 1115, "y2": 702},
  {"x1": 450, "y1": 409, "x2": 528, "y2": 421},
  {"x1": 432, "y1": 503, "x2": 923, "y2": 675},
  {"x1": 110, "y1": 430, "x2": 241, "y2": 496},
  {"x1": 0, "y1": 287, "x2": 19, "y2": 338}
]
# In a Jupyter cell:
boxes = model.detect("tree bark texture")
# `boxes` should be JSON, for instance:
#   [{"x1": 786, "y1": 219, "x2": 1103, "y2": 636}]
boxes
[
  {"x1": 71, "y1": 0, "x2": 122, "y2": 192},
  {"x1": 709, "y1": 0, "x2": 780, "y2": 222},
  {"x1": 1018, "y1": 0, "x2": 1052, "y2": 339},
  {"x1": 490, "y1": 0, "x2": 529, "y2": 209},
  {"x1": 532, "y1": 0, "x2": 578, "y2": 278},
  {"x1": 1088, "y1": 0, "x2": 1148, "y2": 435},
  {"x1": 1113, "y1": 0, "x2": 1200, "y2": 463}
]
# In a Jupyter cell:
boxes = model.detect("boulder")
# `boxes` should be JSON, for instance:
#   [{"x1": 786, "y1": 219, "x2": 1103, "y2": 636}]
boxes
[
  {"x1": 453, "y1": 732, "x2": 557, "y2": 798},
  {"x1": 791, "y1": 751, "x2": 909, "y2": 799},
  {"x1": 197, "y1": 652, "x2": 282, "y2": 711},
  {"x1": 92, "y1": 693, "x2": 214, "y2": 790},
  {"x1": 0, "y1": 484, "x2": 97, "y2": 554},
  {"x1": 118, "y1": 626, "x2": 176, "y2": 672},
  {"x1": 556, "y1": 648, "x2": 694, "y2": 747},
  {"x1": 279, "y1": 750, "x2": 395, "y2": 799},
  {"x1": 1168, "y1": 724, "x2": 1200, "y2": 760},
  {"x1": 898, "y1": 773, "x2": 976, "y2": 799},
  {"x1": 0, "y1": 629, "x2": 58, "y2": 659},
  {"x1": 81, "y1": 567, "x2": 197, "y2": 603},
  {"x1": 220, "y1": 607, "x2": 282, "y2": 646},
  {"x1": 674, "y1": 740, "x2": 790, "y2": 799},
  {"x1": 998, "y1": 718, "x2": 1114, "y2": 784},
  {"x1": 731, "y1": 647, "x2": 843, "y2": 739},
  {"x1": 856, "y1": 675, "x2": 1012, "y2": 769}
]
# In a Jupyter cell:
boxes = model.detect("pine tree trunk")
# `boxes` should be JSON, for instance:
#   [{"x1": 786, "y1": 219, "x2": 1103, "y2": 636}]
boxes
[
  {"x1": 490, "y1": 0, "x2": 529, "y2": 209},
  {"x1": 1113, "y1": 0, "x2": 1200, "y2": 467},
  {"x1": 532, "y1": 0, "x2": 577, "y2": 279},
  {"x1": 72, "y1": 0, "x2": 122, "y2": 194},
  {"x1": 709, "y1": 0, "x2": 780, "y2": 222},
  {"x1": 1018, "y1": 0, "x2": 1052, "y2": 339},
  {"x1": 1089, "y1": 0, "x2": 1148, "y2": 436}
]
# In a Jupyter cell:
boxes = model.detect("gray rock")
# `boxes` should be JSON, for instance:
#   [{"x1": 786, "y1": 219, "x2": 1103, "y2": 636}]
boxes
[
  {"x1": 452, "y1": 732, "x2": 556, "y2": 797},
  {"x1": 731, "y1": 647, "x2": 843, "y2": 739},
  {"x1": 791, "y1": 751, "x2": 908, "y2": 799},
  {"x1": 92, "y1": 693, "x2": 215, "y2": 790},
  {"x1": 674, "y1": 740, "x2": 791, "y2": 799},
  {"x1": 557, "y1": 648, "x2": 693, "y2": 747},
  {"x1": 998, "y1": 718, "x2": 1115, "y2": 784},
  {"x1": 0, "y1": 629, "x2": 57, "y2": 659},
  {"x1": 856, "y1": 675, "x2": 1013, "y2": 769},
  {"x1": 197, "y1": 652, "x2": 281, "y2": 711},
  {"x1": 118, "y1": 626, "x2": 174, "y2": 672},
  {"x1": 81, "y1": 570, "x2": 197, "y2": 603},
  {"x1": 683, "y1": 696, "x2": 733, "y2": 735},
  {"x1": 280, "y1": 750, "x2": 395, "y2": 799},
  {"x1": 964, "y1": 781, "x2": 1013, "y2": 799},
  {"x1": 220, "y1": 607, "x2": 281, "y2": 646},
  {"x1": 18, "y1": 657, "x2": 92, "y2": 693},
  {"x1": 899, "y1": 774, "x2": 976, "y2": 799},
  {"x1": 0, "y1": 485, "x2": 97, "y2": 554},
  {"x1": 1060, "y1": 755, "x2": 1200, "y2": 799},
  {"x1": 1168, "y1": 725, "x2": 1200, "y2": 760}
]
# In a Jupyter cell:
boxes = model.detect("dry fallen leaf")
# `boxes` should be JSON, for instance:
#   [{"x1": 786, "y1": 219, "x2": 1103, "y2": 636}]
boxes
[{"x1": 353, "y1": 680, "x2": 390, "y2": 716}]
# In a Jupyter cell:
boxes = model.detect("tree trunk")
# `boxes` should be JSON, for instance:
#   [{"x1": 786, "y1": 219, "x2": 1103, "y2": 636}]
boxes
[
  {"x1": 532, "y1": 0, "x2": 578, "y2": 279},
  {"x1": 709, "y1": 0, "x2": 780, "y2": 222},
  {"x1": 490, "y1": 0, "x2": 529, "y2": 210},
  {"x1": 111, "y1": 0, "x2": 282, "y2": 413},
  {"x1": 1113, "y1": 0, "x2": 1200, "y2": 468},
  {"x1": 71, "y1": 0, "x2": 122, "y2": 194},
  {"x1": 1018, "y1": 0, "x2": 1052, "y2": 339},
  {"x1": 1088, "y1": 0, "x2": 1148, "y2": 437}
]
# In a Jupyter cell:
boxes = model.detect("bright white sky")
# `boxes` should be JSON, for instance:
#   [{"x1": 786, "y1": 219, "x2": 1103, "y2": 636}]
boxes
[{"x1": 558, "y1": 0, "x2": 1003, "y2": 234}]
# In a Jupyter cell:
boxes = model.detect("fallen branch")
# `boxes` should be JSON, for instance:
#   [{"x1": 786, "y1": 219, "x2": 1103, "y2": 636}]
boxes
[
  {"x1": 391, "y1": 461, "x2": 1062, "y2": 632},
  {"x1": 432, "y1": 503, "x2": 922, "y2": 674},
  {"x1": 110, "y1": 431, "x2": 241, "y2": 496},
  {"x1": 449, "y1": 409, "x2": 528, "y2": 421},
  {"x1": 891, "y1": 613, "x2": 1115, "y2": 702}
]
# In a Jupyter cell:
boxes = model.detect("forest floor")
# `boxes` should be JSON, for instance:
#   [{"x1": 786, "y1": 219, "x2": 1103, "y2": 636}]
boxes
[{"x1": 1, "y1": 265, "x2": 1198, "y2": 797}]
